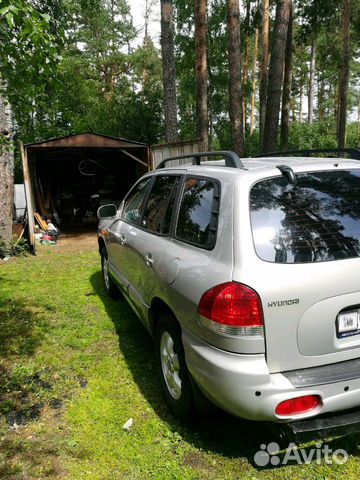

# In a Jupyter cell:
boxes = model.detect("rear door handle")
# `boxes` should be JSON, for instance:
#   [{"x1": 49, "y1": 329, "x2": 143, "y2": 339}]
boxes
[{"x1": 145, "y1": 252, "x2": 154, "y2": 267}]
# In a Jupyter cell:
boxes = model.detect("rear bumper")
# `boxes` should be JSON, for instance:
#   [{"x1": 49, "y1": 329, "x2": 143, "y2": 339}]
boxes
[
  {"x1": 270, "y1": 408, "x2": 360, "y2": 443},
  {"x1": 182, "y1": 329, "x2": 360, "y2": 424}
]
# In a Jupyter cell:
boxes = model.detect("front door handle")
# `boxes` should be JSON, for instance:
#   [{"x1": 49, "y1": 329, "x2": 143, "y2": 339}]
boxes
[
  {"x1": 145, "y1": 252, "x2": 154, "y2": 267},
  {"x1": 119, "y1": 234, "x2": 126, "y2": 245}
]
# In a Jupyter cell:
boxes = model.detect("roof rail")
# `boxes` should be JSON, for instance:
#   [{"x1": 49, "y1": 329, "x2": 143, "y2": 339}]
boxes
[
  {"x1": 256, "y1": 148, "x2": 360, "y2": 160},
  {"x1": 156, "y1": 150, "x2": 245, "y2": 170}
]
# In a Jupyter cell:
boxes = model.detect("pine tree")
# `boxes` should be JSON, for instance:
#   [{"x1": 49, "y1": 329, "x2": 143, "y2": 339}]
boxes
[
  {"x1": 338, "y1": 0, "x2": 352, "y2": 147},
  {"x1": 160, "y1": 0, "x2": 178, "y2": 142},
  {"x1": 227, "y1": 0, "x2": 244, "y2": 156},
  {"x1": 195, "y1": 0, "x2": 209, "y2": 150},
  {"x1": 262, "y1": 0, "x2": 291, "y2": 153}
]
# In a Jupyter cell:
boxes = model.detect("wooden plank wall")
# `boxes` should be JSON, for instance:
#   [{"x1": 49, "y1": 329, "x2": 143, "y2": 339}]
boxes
[{"x1": 151, "y1": 139, "x2": 203, "y2": 168}]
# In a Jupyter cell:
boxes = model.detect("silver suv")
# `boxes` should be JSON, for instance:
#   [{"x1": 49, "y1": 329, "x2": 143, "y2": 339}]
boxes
[{"x1": 97, "y1": 149, "x2": 360, "y2": 441}]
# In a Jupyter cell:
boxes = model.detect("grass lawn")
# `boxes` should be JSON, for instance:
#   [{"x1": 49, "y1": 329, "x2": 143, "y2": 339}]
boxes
[{"x1": 0, "y1": 245, "x2": 359, "y2": 479}]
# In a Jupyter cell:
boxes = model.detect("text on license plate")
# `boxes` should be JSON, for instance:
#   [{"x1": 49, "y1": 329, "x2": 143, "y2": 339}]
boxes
[{"x1": 337, "y1": 310, "x2": 360, "y2": 337}]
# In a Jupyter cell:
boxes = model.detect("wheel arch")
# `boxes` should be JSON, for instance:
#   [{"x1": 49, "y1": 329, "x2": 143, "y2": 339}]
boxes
[
  {"x1": 148, "y1": 297, "x2": 179, "y2": 337},
  {"x1": 98, "y1": 236, "x2": 106, "y2": 255}
]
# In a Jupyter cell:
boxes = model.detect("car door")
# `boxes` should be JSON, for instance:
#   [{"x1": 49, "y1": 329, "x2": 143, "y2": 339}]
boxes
[
  {"x1": 124, "y1": 174, "x2": 183, "y2": 318},
  {"x1": 108, "y1": 176, "x2": 152, "y2": 294}
]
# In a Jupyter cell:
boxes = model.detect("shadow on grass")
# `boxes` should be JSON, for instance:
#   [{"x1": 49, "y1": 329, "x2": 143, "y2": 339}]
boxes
[
  {"x1": 0, "y1": 434, "x2": 61, "y2": 479},
  {"x1": 89, "y1": 275, "x2": 261, "y2": 453},
  {"x1": 0, "y1": 275, "x2": 59, "y2": 476},
  {"x1": 0, "y1": 275, "x2": 53, "y2": 405},
  {"x1": 91, "y1": 270, "x2": 360, "y2": 469},
  {"x1": 0, "y1": 272, "x2": 55, "y2": 358}
]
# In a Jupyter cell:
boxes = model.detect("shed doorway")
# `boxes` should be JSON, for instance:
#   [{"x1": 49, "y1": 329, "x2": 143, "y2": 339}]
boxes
[{"x1": 22, "y1": 133, "x2": 151, "y2": 249}]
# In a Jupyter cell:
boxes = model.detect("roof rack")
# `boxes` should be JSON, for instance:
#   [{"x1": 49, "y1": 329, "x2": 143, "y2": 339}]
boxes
[
  {"x1": 256, "y1": 148, "x2": 360, "y2": 160},
  {"x1": 156, "y1": 150, "x2": 245, "y2": 170}
]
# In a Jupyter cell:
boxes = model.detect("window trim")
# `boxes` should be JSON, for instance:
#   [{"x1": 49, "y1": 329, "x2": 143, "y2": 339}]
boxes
[{"x1": 173, "y1": 174, "x2": 221, "y2": 251}]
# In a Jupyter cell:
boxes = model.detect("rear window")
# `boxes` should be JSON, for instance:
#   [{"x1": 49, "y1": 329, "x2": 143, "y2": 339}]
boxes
[{"x1": 250, "y1": 170, "x2": 360, "y2": 263}]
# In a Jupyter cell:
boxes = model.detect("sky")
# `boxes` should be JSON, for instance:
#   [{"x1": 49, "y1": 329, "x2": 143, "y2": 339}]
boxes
[{"x1": 128, "y1": 0, "x2": 161, "y2": 47}]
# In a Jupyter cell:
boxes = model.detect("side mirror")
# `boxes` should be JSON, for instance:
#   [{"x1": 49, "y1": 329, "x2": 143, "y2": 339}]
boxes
[{"x1": 97, "y1": 204, "x2": 117, "y2": 219}]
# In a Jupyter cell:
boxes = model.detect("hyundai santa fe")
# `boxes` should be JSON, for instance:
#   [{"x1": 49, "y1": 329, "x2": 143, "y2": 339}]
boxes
[{"x1": 97, "y1": 149, "x2": 360, "y2": 441}]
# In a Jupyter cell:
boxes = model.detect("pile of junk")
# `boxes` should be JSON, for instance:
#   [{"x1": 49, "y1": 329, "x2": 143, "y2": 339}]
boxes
[
  {"x1": 14, "y1": 185, "x2": 59, "y2": 246},
  {"x1": 34, "y1": 215, "x2": 59, "y2": 246}
]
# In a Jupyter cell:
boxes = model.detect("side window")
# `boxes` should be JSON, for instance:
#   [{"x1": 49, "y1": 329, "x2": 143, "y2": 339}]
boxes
[
  {"x1": 176, "y1": 177, "x2": 219, "y2": 248},
  {"x1": 141, "y1": 176, "x2": 180, "y2": 234},
  {"x1": 122, "y1": 178, "x2": 151, "y2": 225}
]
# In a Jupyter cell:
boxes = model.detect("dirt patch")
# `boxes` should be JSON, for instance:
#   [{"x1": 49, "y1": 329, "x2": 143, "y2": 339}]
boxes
[
  {"x1": 37, "y1": 227, "x2": 98, "y2": 255},
  {"x1": 182, "y1": 451, "x2": 210, "y2": 470}
]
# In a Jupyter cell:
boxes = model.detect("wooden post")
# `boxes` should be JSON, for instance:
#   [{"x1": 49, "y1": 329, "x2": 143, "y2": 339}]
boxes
[{"x1": 20, "y1": 142, "x2": 36, "y2": 252}]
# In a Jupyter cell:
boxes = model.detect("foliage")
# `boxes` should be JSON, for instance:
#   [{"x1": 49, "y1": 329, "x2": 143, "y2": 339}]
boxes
[
  {"x1": 0, "y1": 0, "x2": 359, "y2": 165},
  {"x1": 215, "y1": 120, "x2": 359, "y2": 157},
  {"x1": 1, "y1": 0, "x2": 164, "y2": 158},
  {"x1": 0, "y1": 0, "x2": 63, "y2": 124},
  {"x1": 0, "y1": 235, "x2": 29, "y2": 258}
]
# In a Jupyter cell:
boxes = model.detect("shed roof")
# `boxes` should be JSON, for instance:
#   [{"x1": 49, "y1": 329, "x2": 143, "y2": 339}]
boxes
[{"x1": 25, "y1": 132, "x2": 149, "y2": 150}]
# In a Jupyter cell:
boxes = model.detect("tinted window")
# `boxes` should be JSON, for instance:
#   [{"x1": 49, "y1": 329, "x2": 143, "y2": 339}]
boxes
[
  {"x1": 122, "y1": 178, "x2": 151, "y2": 225},
  {"x1": 250, "y1": 170, "x2": 360, "y2": 263},
  {"x1": 176, "y1": 178, "x2": 218, "y2": 248},
  {"x1": 141, "y1": 176, "x2": 179, "y2": 234}
]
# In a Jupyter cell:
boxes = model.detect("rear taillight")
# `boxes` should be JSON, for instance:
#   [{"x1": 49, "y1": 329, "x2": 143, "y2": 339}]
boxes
[
  {"x1": 275, "y1": 395, "x2": 322, "y2": 417},
  {"x1": 198, "y1": 282, "x2": 264, "y2": 337}
]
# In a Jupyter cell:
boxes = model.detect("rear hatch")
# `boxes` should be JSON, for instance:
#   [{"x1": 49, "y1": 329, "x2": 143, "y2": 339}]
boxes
[{"x1": 243, "y1": 168, "x2": 360, "y2": 373}]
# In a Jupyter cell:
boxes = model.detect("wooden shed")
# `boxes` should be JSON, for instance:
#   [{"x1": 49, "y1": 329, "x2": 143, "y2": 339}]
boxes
[
  {"x1": 21, "y1": 132, "x2": 151, "y2": 249},
  {"x1": 21, "y1": 132, "x2": 203, "y2": 250}
]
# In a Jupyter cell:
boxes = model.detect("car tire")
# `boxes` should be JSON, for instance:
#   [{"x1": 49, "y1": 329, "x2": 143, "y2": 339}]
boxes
[
  {"x1": 155, "y1": 313, "x2": 195, "y2": 419},
  {"x1": 101, "y1": 248, "x2": 120, "y2": 298}
]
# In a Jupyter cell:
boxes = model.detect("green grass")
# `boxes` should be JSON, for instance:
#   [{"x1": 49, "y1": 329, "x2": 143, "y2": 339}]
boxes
[{"x1": 0, "y1": 249, "x2": 359, "y2": 479}]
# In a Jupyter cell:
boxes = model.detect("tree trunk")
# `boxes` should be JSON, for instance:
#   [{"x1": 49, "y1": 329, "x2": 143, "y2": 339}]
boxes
[
  {"x1": 338, "y1": 0, "x2": 351, "y2": 148},
  {"x1": 280, "y1": 6, "x2": 293, "y2": 150},
  {"x1": 250, "y1": 29, "x2": 259, "y2": 136},
  {"x1": 318, "y1": 79, "x2": 325, "y2": 120},
  {"x1": 291, "y1": 97, "x2": 296, "y2": 122},
  {"x1": 0, "y1": 87, "x2": 14, "y2": 249},
  {"x1": 308, "y1": 37, "x2": 316, "y2": 124},
  {"x1": 243, "y1": 38, "x2": 249, "y2": 134},
  {"x1": 160, "y1": 0, "x2": 178, "y2": 142},
  {"x1": 299, "y1": 82, "x2": 303, "y2": 123},
  {"x1": 335, "y1": 82, "x2": 339, "y2": 122},
  {"x1": 262, "y1": 0, "x2": 291, "y2": 153},
  {"x1": 195, "y1": 0, "x2": 209, "y2": 150},
  {"x1": 259, "y1": 0, "x2": 270, "y2": 146},
  {"x1": 227, "y1": 0, "x2": 244, "y2": 157}
]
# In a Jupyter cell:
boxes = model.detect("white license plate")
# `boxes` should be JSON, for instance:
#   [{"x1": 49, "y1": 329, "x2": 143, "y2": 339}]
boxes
[{"x1": 337, "y1": 310, "x2": 359, "y2": 334}]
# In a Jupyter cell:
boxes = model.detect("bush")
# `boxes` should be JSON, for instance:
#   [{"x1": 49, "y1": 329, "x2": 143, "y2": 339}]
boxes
[
  {"x1": 0, "y1": 236, "x2": 30, "y2": 259},
  {"x1": 287, "y1": 121, "x2": 338, "y2": 150},
  {"x1": 346, "y1": 122, "x2": 360, "y2": 147}
]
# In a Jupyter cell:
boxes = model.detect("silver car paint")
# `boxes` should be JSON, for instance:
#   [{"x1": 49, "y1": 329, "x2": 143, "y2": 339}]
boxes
[
  {"x1": 182, "y1": 328, "x2": 360, "y2": 422},
  {"x1": 232, "y1": 160, "x2": 360, "y2": 373},
  {"x1": 99, "y1": 157, "x2": 360, "y2": 422}
]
